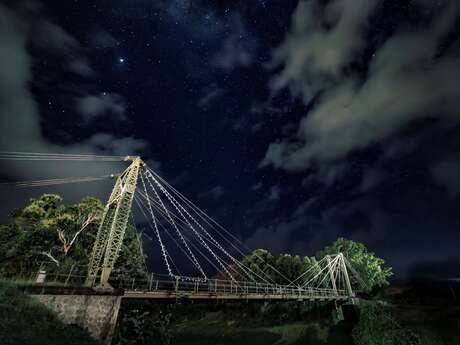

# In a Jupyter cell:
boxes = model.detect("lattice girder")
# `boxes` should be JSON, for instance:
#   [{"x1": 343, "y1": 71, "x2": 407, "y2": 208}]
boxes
[{"x1": 86, "y1": 157, "x2": 142, "y2": 288}]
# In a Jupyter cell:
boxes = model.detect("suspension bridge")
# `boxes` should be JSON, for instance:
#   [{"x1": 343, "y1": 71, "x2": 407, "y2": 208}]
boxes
[{"x1": 0, "y1": 152, "x2": 363, "y2": 303}]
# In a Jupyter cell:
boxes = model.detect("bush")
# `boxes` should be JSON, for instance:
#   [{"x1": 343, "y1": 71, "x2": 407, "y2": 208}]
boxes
[{"x1": 353, "y1": 301, "x2": 420, "y2": 345}]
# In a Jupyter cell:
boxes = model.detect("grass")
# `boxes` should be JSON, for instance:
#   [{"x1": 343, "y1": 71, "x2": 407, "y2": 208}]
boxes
[{"x1": 0, "y1": 280, "x2": 100, "y2": 345}]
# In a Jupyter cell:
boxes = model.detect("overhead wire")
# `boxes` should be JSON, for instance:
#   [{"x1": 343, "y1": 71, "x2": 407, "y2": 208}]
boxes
[
  {"x1": 0, "y1": 151, "x2": 125, "y2": 161},
  {"x1": 0, "y1": 175, "x2": 113, "y2": 187}
]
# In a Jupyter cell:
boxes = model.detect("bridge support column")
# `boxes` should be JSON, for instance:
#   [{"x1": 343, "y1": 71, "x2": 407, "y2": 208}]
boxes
[
  {"x1": 326, "y1": 255, "x2": 338, "y2": 296},
  {"x1": 340, "y1": 253, "x2": 354, "y2": 298}
]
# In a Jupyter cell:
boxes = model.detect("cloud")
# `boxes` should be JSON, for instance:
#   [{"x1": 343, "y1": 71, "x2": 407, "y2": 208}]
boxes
[
  {"x1": 267, "y1": 185, "x2": 280, "y2": 201},
  {"x1": 232, "y1": 116, "x2": 248, "y2": 132},
  {"x1": 269, "y1": 0, "x2": 380, "y2": 102},
  {"x1": 35, "y1": 20, "x2": 79, "y2": 53},
  {"x1": 67, "y1": 59, "x2": 95, "y2": 77},
  {"x1": 251, "y1": 181, "x2": 263, "y2": 191},
  {"x1": 261, "y1": 0, "x2": 460, "y2": 174},
  {"x1": 251, "y1": 122, "x2": 263, "y2": 133},
  {"x1": 431, "y1": 158, "x2": 460, "y2": 197},
  {"x1": 77, "y1": 93, "x2": 127, "y2": 122},
  {"x1": 292, "y1": 197, "x2": 319, "y2": 218},
  {"x1": 358, "y1": 168, "x2": 385, "y2": 193},
  {"x1": 246, "y1": 194, "x2": 388, "y2": 256},
  {"x1": 245, "y1": 216, "x2": 307, "y2": 254},
  {"x1": 301, "y1": 162, "x2": 348, "y2": 187},
  {"x1": 197, "y1": 85, "x2": 224, "y2": 108},
  {"x1": 198, "y1": 185, "x2": 224, "y2": 200},
  {"x1": 89, "y1": 28, "x2": 118, "y2": 49},
  {"x1": 212, "y1": 15, "x2": 254, "y2": 71},
  {"x1": 0, "y1": 3, "x2": 149, "y2": 219}
]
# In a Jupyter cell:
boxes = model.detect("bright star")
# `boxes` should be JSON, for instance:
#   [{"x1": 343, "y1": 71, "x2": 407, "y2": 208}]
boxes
[{"x1": 119, "y1": 58, "x2": 125, "y2": 63}]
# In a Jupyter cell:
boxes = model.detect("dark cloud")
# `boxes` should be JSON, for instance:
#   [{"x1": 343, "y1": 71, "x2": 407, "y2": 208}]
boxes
[
  {"x1": 267, "y1": 185, "x2": 280, "y2": 201},
  {"x1": 197, "y1": 85, "x2": 224, "y2": 108},
  {"x1": 211, "y1": 15, "x2": 255, "y2": 71},
  {"x1": 88, "y1": 28, "x2": 118, "y2": 49},
  {"x1": 35, "y1": 20, "x2": 80, "y2": 53},
  {"x1": 232, "y1": 116, "x2": 249, "y2": 132},
  {"x1": 251, "y1": 181, "x2": 263, "y2": 191},
  {"x1": 67, "y1": 59, "x2": 95, "y2": 77},
  {"x1": 431, "y1": 158, "x2": 460, "y2": 197},
  {"x1": 246, "y1": 194, "x2": 388, "y2": 257},
  {"x1": 198, "y1": 185, "x2": 224, "y2": 200}
]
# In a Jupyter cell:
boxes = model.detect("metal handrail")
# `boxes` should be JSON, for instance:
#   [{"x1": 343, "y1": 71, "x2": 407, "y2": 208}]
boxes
[{"x1": 0, "y1": 270, "x2": 351, "y2": 299}]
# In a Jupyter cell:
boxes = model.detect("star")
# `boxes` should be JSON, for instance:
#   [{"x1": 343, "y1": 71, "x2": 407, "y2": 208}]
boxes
[{"x1": 118, "y1": 57, "x2": 125, "y2": 63}]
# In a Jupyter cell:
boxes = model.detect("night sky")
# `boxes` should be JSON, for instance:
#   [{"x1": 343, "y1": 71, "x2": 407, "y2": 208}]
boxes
[{"x1": 1, "y1": 0, "x2": 460, "y2": 278}]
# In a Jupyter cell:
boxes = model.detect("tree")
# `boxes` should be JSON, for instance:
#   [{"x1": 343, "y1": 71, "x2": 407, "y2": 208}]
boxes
[
  {"x1": 273, "y1": 254, "x2": 304, "y2": 283},
  {"x1": 317, "y1": 238, "x2": 392, "y2": 293},
  {"x1": 240, "y1": 249, "x2": 276, "y2": 282},
  {"x1": 0, "y1": 194, "x2": 145, "y2": 281},
  {"x1": 240, "y1": 249, "x2": 321, "y2": 285}
]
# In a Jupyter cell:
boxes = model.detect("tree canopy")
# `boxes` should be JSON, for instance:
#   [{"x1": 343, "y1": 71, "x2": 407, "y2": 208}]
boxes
[
  {"x1": 317, "y1": 238, "x2": 393, "y2": 293},
  {"x1": 241, "y1": 238, "x2": 392, "y2": 293},
  {"x1": 240, "y1": 249, "x2": 319, "y2": 285},
  {"x1": 0, "y1": 194, "x2": 145, "y2": 280}
]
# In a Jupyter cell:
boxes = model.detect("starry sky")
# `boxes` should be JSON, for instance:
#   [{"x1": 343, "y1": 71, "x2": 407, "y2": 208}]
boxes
[{"x1": 1, "y1": 0, "x2": 460, "y2": 279}]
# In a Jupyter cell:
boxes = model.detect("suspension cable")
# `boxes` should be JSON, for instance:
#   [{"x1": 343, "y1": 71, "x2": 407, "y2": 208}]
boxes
[
  {"x1": 146, "y1": 166, "x2": 293, "y2": 285},
  {"x1": 142, "y1": 170, "x2": 207, "y2": 279},
  {"x1": 145, "y1": 170, "x2": 236, "y2": 282},
  {"x1": 139, "y1": 172, "x2": 173, "y2": 277},
  {"x1": 135, "y1": 193, "x2": 226, "y2": 280}
]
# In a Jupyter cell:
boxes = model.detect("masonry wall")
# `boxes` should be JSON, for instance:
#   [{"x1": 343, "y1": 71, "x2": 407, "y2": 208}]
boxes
[{"x1": 32, "y1": 294, "x2": 122, "y2": 345}]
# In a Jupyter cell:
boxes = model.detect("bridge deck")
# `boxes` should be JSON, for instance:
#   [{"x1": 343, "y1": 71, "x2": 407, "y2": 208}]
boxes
[
  {"x1": 120, "y1": 277, "x2": 352, "y2": 301},
  {"x1": 123, "y1": 290, "x2": 349, "y2": 301}
]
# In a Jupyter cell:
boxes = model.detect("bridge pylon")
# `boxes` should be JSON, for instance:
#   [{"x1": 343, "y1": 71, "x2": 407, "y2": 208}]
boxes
[{"x1": 85, "y1": 156, "x2": 143, "y2": 288}]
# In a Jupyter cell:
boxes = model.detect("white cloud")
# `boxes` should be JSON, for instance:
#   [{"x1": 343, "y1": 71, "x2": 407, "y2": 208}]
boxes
[
  {"x1": 0, "y1": 3, "x2": 149, "y2": 219},
  {"x1": 261, "y1": 0, "x2": 460, "y2": 173},
  {"x1": 269, "y1": 0, "x2": 380, "y2": 103},
  {"x1": 77, "y1": 93, "x2": 126, "y2": 122}
]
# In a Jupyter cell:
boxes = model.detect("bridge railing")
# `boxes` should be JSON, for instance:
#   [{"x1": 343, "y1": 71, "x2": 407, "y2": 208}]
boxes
[
  {"x1": 0, "y1": 269, "x2": 350, "y2": 299},
  {"x1": 114, "y1": 274, "x2": 350, "y2": 299}
]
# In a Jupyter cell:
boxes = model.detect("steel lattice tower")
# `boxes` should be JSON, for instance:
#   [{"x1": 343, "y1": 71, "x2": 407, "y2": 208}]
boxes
[{"x1": 85, "y1": 156, "x2": 142, "y2": 288}]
